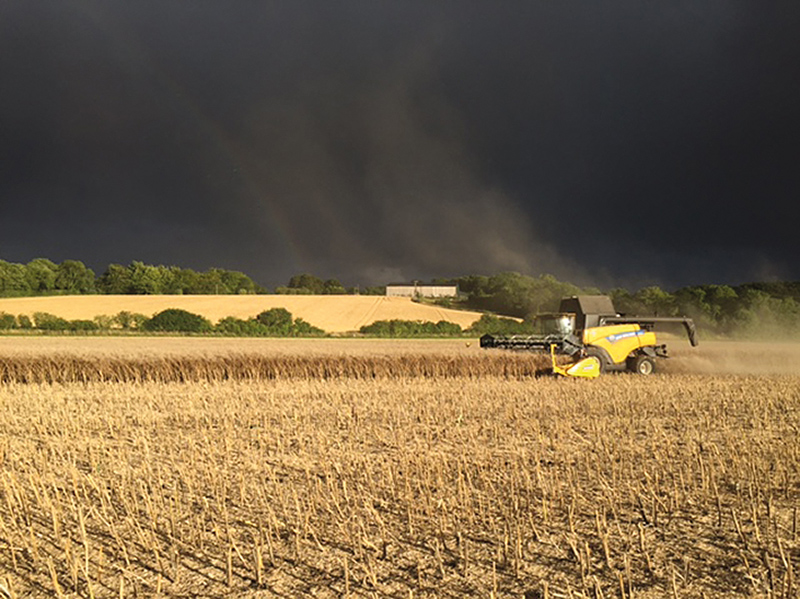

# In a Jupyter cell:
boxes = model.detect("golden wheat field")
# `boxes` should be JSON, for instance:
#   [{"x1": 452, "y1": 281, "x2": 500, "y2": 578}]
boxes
[
  {"x1": 0, "y1": 295, "x2": 484, "y2": 333},
  {"x1": 0, "y1": 339, "x2": 798, "y2": 598}
]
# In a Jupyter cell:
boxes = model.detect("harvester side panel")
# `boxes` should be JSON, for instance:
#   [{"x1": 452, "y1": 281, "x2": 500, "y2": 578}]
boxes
[
  {"x1": 601, "y1": 316, "x2": 698, "y2": 346},
  {"x1": 583, "y1": 324, "x2": 658, "y2": 366}
]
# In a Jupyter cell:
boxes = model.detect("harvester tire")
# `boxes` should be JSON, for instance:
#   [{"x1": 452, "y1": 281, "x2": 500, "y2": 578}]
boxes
[
  {"x1": 585, "y1": 347, "x2": 608, "y2": 373},
  {"x1": 629, "y1": 354, "x2": 655, "y2": 375}
]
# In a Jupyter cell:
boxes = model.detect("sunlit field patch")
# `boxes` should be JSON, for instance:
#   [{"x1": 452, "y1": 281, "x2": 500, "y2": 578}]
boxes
[{"x1": 0, "y1": 294, "x2": 484, "y2": 334}]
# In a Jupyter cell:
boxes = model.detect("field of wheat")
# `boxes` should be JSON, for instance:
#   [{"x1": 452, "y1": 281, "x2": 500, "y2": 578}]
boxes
[
  {"x1": 0, "y1": 340, "x2": 798, "y2": 598},
  {"x1": 0, "y1": 295, "x2": 484, "y2": 333}
]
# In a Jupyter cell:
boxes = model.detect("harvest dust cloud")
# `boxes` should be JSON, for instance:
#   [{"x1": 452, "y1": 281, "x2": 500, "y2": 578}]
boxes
[{"x1": 664, "y1": 341, "x2": 800, "y2": 376}]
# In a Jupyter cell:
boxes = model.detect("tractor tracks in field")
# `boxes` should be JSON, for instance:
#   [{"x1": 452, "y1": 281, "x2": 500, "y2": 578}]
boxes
[{"x1": 353, "y1": 297, "x2": 385, "y2": 331}]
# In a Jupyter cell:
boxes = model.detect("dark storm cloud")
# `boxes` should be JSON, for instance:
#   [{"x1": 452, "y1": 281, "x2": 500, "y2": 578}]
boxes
[
  {"x1": 1, "y1": 1, "x2": 798, "y2": 288},
  {"x1": 435, "y1": 2, "x2": 800, "y2": 287}
]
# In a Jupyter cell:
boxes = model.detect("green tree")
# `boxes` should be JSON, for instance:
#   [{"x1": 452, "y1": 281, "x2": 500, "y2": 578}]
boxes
[
  {"x1": 674, "y1": 286, "x2": 710, "y2": 318},
  {"x1": 171, "y1": 268, "x2": 201, "y2": 294},
  {"x1": 0, "y1": 312, "x2": 16, "y2": 329},
  {"x1": 54, "y1": 260, "x2": 95, "y2": 294},
  {"x1": 256, "y1": 308, "x2": 294, "y2": 334},
  {"x1": 33, "y1": 312, "x2": 71, "y2": 330},
  {"x1": 194, "y1": 269, "x2": 226, "y2": 294},
  {"x1": 93, "y1": 315, "x2": 114, "y2": 330},
  {"x1": 113, "y1": 311, "x2": 147, "y2": 330},
  {"x1": 219, "y1": 270, "x2": 260, "y2": 294},
  {"x1": 0, "y1": 261, "x2": 32, "y2": 296},
  {"x1": 454, "y1": 275, "x2": 490, "y2": 297},
  {"x1": 128, "y1": 262, "x2": 165, "y2": 294},
  {"x1": 633, "y1": 286, "x2": 676, "y2": 316},
  {"x1": 360, "y1": 286, "x2": 386, "y2": 295},
  {"x1": 98, "y1": 264, "x2": 131, "y2": 294},
  {"x1": 288, "y1": 273, "x2": 324, "y2": 294},
  {"x1": 467, "y1": 272, "x2": 581, "y2": 317},
  {"x1": 608, "y1": 288, "x2": 635, "y2": 314},
  {"x1": 69, "y1": 319, "x2": 99, "y2": 331},
  {"x1": 215, "y1": 317, "x2": 269, "y2": 336},
  {"x1": 360, "y1": 319, "x2": 463, "y2": 337},
  {"x1": 25, "y1": 258, "x2": 57, "y2": 293},
  {"x1": 674, "y1": 284, "x2": 739, "y2": 330},
  {"x1": 292, "y1": 318, "x2": 325, "y2": 336},
  {"x1": 468, "y1": 314, "x2": 533, "y2": 335},
  {"x1": 142, "y1": 309, "x2": 212, "y2": 333},
  {"x1": 113, "y1": 311, "x2": 136, "y2": 329},
  {"x1": 322, "y1": 278, "x2": 347, "y2": 294},
  {"x1": 705, "y1": 285, "x2": 739, "y2": 323}
]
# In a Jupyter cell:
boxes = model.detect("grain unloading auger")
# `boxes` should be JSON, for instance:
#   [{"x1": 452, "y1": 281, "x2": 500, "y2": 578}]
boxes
[{"x1": 480, "y1": 295, "x2": 698, "y2": 378}]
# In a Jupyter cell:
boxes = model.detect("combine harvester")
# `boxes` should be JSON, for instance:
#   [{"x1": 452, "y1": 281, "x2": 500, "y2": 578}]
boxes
[{"x1": 480, "y1": 296, "x2": 698, "y2": 378}]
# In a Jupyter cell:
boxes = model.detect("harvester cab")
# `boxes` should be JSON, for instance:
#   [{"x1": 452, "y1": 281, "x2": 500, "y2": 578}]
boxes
[{"x1": 480, "y1": 295, "x2": 698, "y2": 378}]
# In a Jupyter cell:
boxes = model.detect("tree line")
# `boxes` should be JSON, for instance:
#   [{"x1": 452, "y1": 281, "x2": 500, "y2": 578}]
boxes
[
  {"x1": 0, "y1": 259, "x2": 266, "y2": 296},
  {"x1": 0, "y1": 308, "x2": 522, "y2": 338},
  {"x1": 0, "y1": 259, "x2": 383, "y2": 296},
  {"x1": 275, "y1": 273, "x2": 384, "y2": 295},
  {"x1": 1, "y1": 258, "x2": 798, "y2": 337},
  {"x1": 0, "y1": 307, "x2": 325, "y2": 336},
  {"x1": 438, "y1": 273, "x2": 800, "y2": 338}
]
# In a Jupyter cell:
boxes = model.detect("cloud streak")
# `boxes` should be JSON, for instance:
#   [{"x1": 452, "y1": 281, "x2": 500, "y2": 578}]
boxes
[{"x1": 228, "y1": 44, "x2": 573, "y2": 284}]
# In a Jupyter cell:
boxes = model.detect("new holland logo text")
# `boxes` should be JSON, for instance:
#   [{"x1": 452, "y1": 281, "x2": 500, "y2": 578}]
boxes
[{"x1": 606, "y1": 330, "x2": 645, "y2": 343}]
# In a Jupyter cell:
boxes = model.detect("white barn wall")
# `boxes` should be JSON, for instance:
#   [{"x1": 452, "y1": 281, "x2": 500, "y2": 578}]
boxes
[{"x1": 386, "y1": 285, "x2": 458, "y2": 298}]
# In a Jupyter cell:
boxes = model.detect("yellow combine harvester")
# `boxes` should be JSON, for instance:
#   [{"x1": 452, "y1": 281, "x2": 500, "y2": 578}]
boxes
[{"x1": 480, "y1": 295, "x2": 698, "y2": 378}]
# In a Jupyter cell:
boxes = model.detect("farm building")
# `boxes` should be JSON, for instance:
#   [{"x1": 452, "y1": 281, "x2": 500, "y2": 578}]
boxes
[{"x1": 385, "y1": 283, "x2": 458, "y2": 298}]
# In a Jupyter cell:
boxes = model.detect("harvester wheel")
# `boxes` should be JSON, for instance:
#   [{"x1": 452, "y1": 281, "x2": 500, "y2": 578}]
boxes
[
  {"x1": 629, "y1": 354, "x2": 655, "y2": 375},
  {"x1": 585, "y1": 347, "x2": 608, "y2": 373}
]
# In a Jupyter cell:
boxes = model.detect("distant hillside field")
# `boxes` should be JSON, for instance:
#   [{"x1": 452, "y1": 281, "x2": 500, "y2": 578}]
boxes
[{"x1": 0, "y1": 295, "x2": 484, "y2": 333}]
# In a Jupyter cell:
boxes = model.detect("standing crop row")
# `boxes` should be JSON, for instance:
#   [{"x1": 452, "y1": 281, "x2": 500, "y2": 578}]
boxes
[{"x1": 0, "y1": 353, "x2": 553, "y2": 384}]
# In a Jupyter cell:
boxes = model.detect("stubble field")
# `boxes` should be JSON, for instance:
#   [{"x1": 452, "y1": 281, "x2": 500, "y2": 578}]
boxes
[{"x1": 0, "y1": 339, "x2": 798, "y2": 597}]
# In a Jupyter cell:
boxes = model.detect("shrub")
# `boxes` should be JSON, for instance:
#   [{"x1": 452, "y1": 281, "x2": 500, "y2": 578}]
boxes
[
  {"x1": 360, "y1": 319, "x2": 462, "y2": 337},
  {"x1": 17, "y1": 315, "x2": 32, "y2": 329},
  {"x1": 468, "y1": 314, "x2": 532, "y2": 336},
  {"x1": 256, "y1": 308, "x2": 293, "y2": 334},
  {"x1": 0, "y1": 312, "x2": 16, "y2": 329},
  {"x1": 292, "y1": 318, "x2": 325, "y2": 336},
  {"x1": 93, "y1": 315, "x2": 114, "y2": 330},
  {"x1": 70, "y1": 319, "x2": 99, "y2": 331},
  {"x1": 114, "y1": 311, "x2": 147, "y2": 330},
  {"x1": 33, "y1": 312, "x2": 71, "y2": 331},
  {"x1": 252, "y1": 310, "x2": 326, "y2": 336},
  {"x1": 142, "y1": 309, "x2": 212, "y2": 333},
  {"x1": 215, "y1": 317, "x2": 270, "y2": 336}
]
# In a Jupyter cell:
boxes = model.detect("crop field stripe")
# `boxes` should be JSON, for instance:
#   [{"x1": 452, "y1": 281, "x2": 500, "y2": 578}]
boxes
[{"x1": 0, "y1": 354, "x2": 555, "y2": 384}]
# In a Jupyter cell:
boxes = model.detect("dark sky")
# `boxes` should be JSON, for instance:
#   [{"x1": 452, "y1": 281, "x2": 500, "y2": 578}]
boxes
[{"x1": 2, "y1": 1, "x2": 799, "y2": 290}]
